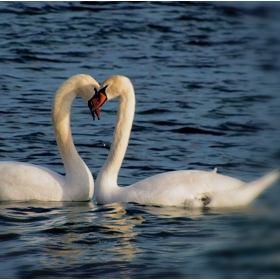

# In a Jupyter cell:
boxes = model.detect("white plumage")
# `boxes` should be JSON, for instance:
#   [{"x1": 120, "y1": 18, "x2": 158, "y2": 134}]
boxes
[
  {"x1": 93, "y1": 75, "x2": 279, "y2": 207},
  {"x1": 0, "y1": 74, "x2": 99, "y2": 201}
]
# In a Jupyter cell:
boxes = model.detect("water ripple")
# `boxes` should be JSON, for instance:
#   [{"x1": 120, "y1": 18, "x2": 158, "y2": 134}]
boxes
[{"x1": 1, "y1": 1, "x2": 280, "y2": 278}]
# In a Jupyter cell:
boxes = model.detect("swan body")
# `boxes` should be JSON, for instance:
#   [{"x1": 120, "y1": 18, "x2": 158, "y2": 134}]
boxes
[
  {"x1": 89, "y1": 75, "x2": 280, "y2": 208},
  {"x1": 0, "y1": 74, "x2": 99, "y2": 201}
]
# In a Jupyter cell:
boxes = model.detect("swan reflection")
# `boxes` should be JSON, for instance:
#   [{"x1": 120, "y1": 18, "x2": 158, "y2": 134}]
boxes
[{"x1": 95, "y1": 202, "x2": 143, "y2": 262}]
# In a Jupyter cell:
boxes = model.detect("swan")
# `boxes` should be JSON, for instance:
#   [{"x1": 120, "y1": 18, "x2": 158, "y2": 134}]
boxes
[
  {"x1": 88, "y1": 75, "x2": 280, "y2": 208},
  {"x1": 0, "y1": 74, "x2": 99, "y2": 201}
]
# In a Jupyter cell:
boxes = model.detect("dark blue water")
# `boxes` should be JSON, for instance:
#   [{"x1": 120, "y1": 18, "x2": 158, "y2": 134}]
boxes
[{"x1": 1, "y1": 1, "x2": 280, "y2": 278}]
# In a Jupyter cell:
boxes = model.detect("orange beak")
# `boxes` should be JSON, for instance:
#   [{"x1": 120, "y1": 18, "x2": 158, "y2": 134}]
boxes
[{"x1": 88, "y1": 88, "x2": 107, "y2": 120}]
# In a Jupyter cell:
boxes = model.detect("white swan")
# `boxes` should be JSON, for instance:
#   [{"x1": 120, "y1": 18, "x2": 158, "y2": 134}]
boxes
[
  {"x1": 88, "y1": 75, "x2": 280, "y2": 208},
  {"x1": 0, "y1": 74, "x2": 99, "y2": 201}
]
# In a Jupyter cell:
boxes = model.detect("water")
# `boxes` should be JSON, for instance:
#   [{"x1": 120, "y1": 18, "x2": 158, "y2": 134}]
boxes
[{"x1": 1, "y1": 1, "x2": 280, "y2": 278}]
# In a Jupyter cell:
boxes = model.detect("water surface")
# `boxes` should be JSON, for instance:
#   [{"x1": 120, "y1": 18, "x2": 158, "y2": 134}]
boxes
[{"x1": 0, "y1": 2, "x2": 280, "y2": 278}]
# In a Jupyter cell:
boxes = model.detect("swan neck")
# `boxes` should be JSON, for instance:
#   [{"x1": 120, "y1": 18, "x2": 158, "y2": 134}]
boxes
[
  {"x1": 52, "y1": 86, "x2": 76, "y2": 171},
  {"x1": 52, "y1": 77, "x2": 94, "y2": 199},
  {"x1": 98, "y1": 85, "x2": 135, "y2": 190}
]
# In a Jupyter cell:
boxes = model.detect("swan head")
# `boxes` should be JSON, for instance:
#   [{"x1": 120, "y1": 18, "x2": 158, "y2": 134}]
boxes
[
  {"x1": 72, "y1": 74, "x2": 100, "y2": 104},
  {"x1": 88, "y1": 75, "x2": 133, "y2": 120}
]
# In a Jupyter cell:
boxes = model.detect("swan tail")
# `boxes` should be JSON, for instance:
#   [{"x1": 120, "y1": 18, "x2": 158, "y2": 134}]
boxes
[
  {"x1": 207, "y1": 168, "x2": 280, "y2": 207},
  {"x1": 245, "y1": 167, "x2": 280, "y2": 196}
]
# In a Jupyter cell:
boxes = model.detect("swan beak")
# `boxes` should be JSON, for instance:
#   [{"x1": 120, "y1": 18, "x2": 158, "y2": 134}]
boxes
[{"x1": 88, "y1": 91, "x2": 107, "y2": 121}]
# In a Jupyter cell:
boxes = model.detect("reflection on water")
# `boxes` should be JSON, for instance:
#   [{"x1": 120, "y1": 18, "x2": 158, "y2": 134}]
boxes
[
  {"x1": 1, "y1": 198, "x2": 280, "y2": 278},
  {"x1": 0, "y1": 202, "x2": 145, "y2": 277},
  {"x1": 98, "y1": 203, "x2": 143, "y2": 262}
]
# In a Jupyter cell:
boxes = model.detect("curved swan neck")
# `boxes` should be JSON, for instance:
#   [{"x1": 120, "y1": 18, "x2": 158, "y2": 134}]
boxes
[
  {"x1": 98, "y1": 79, "x2": 135, "y2": 189},
  {"x1": 52, "y1": 75, "x2": 96, "y2": 199},
  {"x1": 52, "y1": 81, "x2": 77, "y2": 171}
]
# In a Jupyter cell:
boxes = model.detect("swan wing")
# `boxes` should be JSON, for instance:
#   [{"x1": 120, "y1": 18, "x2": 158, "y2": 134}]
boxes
[
  {"x1": 117, "y1": 170, "x2": 244, "y2": 207},
  {"x1": 0, "y1": 162, "x2": 64, "y2": 201}
]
